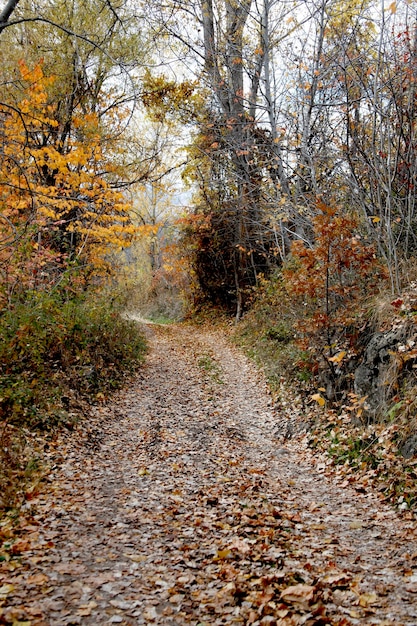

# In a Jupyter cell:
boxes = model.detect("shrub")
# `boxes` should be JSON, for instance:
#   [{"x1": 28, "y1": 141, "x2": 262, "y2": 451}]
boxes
[
  {"x1": 282, "y1": 202, "x2": 383, "y2": 358},
  {"x1": 0, "y1": 287, "x2": 147, "y2": 429},
  {"x1": 234, "y1": 272, "x2": 308, "y2": 391}
]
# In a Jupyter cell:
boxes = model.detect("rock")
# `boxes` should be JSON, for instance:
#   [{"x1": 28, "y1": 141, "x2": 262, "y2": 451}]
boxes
[
  {"x1": 400, "y1": 434, "x2": 417, "y2": 459},
  {"x1": 354, "y1": 325, "x2": 411, "y2": 420}
]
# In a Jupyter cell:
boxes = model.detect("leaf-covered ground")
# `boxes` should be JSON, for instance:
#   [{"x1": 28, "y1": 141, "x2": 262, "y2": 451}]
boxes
[{"x1": 1, "y1": 323, "x2": 417, "y2": 625}]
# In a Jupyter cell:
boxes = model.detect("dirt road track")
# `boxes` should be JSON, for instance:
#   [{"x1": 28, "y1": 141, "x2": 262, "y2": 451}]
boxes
[{"x1": 1, "y1": 323, "x2": 417, "y2": 625}]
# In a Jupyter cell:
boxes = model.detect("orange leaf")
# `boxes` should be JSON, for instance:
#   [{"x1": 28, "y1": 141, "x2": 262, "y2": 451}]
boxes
[
  {"x1": 328, "y1": 350, "x2": 347, "y2": 364},
  {"x1": 312, "y1": 393, "x2": 326, "y2": 407}
]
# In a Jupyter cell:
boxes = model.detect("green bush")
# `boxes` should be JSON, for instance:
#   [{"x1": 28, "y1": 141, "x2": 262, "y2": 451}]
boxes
[
  {"x1": 0, "y1": 287, "x2": 147, "y2": 429},
  {"x1": 233, "y1": 273, "x2": 308, "y2": 391}
]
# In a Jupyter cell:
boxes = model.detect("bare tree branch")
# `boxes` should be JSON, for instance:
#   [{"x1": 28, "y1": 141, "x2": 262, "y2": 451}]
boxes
[{"x1": 0, "y1": 0, "x2": 20, "y2": 28}]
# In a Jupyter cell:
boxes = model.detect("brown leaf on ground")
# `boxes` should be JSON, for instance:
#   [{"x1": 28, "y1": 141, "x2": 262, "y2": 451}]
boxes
[{"x1": 1, "y1": 323, "x2": 417, "y2": 625}]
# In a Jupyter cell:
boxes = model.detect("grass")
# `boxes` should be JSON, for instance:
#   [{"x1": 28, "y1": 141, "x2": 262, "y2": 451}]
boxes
[
  {"x1": 197, "y1": 352, "x2": 224, "y2": 384},
  {"x1": 232, "y1": 275, "x2": 310, "y2": 394}
]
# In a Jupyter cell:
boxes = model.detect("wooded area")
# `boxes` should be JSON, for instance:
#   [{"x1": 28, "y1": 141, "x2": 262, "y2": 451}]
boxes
[
  {"x1": 2, "y1": 2, "x2": 417, "y2": 623},
  {"x1": 0, "y1": 0, "x2": 417, "y2": 500},
  {"x1": 2, "y1": 0, "x2": 416, "y2": 301}
]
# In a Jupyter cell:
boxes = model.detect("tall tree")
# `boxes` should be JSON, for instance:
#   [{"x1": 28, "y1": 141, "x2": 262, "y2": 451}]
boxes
[
  {"x1": 0, "y1": 61, "x2": 136, "y2": 304},
  {"x1": 0, "y1": 0, "x2": 165, "y2": 301}
]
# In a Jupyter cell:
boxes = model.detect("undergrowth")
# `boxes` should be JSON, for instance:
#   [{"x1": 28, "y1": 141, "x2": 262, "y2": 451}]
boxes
[
  {"x1": 233, "y1": 269, "x2": 417, "y2": 513},
  {"x1": 0, "y1": 286, "x2": 147, "y2": 512},
  {"x1": 308, "y1": 411, "x2": 417, "y2": 512},
  {"x1": 233, "y1": 273, "x2": 311, "y2": 393}
]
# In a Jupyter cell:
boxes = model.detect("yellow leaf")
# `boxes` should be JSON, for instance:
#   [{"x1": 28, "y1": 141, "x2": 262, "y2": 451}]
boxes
[
  {"x1": 312, "y1": 393, "x2": 326, "y2": 407},
  {"x1": 371, "y1": 216, "x2": 381, "y2": 223},
  {"x1": 213, "y1": 549, "x2": 231, "y2": 560},
  {"x1": 124, "y1": 553, "x2": 147, "y2": 562},
  {"x1": 388, "y1": 1, "x2": 396, "y2": 13},
  {"x1": 0, "y1": 583, "x2": 14, "y2": 598},
  {"x1": 328, "y1": 350, "x2": 347, "y2": 364},
  {"x1": 349, "y1": 520, "x2": 363, "y2": 529}
]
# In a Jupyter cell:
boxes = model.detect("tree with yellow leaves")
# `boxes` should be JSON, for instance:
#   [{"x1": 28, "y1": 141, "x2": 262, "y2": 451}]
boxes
[{"x1": 0, "y1": 60, "x2": 136, "y2": 304}]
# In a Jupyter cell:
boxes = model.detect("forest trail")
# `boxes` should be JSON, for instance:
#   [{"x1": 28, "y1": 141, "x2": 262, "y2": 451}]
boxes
[{"x1": 1, "y1": 323, "x2": 417, "y2": 626}]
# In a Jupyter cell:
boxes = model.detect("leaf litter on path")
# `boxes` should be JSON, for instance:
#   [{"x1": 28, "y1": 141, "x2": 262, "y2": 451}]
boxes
[{"x1": 1, "y1": 323, "x2": 417, "y2": 625}]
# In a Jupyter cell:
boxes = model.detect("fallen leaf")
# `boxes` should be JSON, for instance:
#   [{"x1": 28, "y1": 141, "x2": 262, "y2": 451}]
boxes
[
  {"x1": 312, "y1": 393, "x2": 326, "y2": 407},
  {"x1": 214, "y1": 549, "x2": 232, "y2": 560},
  {"x1": 328, "y1": 350, "x2": 347, "y2": 364},
  {"x1": 391, "y1": 298, "x2": 403, "y2": 309},
  {"x1": 229, "y1": 537, "x2": 251, "y2": 553},
  {"x1": 109, "y1": 599, "x2": 134, "y2": 610},
  {"x1": 280, "y1": 584, "x2": 315, "y2": 605},
  {"x1": 169, "y1": 593, "x2": 184, "y2": 604},
  {"x1": 124, "y1": 553, "x2": 147, "y2": 562},
  {"x1": 0, "y1": 584, "x2": 14, "y2": 598},
  {"x1": 322, "y1": 570, "x2": 351, "y2": 586},
  {"x1": 349, "y1": 520, "x2": 363, "y2": 530},
  {"x1": 10, "y1": 540, "x2": 31, "y2": 555},
  {"x1": 143, "y1": 606, "x2": 158, "y2": 620},
  {"x1": 26, "y1": 573, "x2": 49, "y2": 585},
  {"x1": 77, "y1": 600, "x2": 98, "y2": 616},
  {"x1": 359, "y1": 592, "x2": 378, "y2": 607},
  {"x1": 217, "y1": 581, "x2": 236, "y2": 596}
]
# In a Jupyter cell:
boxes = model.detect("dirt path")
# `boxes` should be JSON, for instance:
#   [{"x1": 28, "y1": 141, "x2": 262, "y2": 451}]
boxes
[{"x1": 1, "y1": 323, "x2": 417, "y2": 625}]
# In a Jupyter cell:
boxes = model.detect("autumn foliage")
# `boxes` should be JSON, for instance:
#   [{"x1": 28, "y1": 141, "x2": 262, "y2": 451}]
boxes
[
  {"x1": 0, "y1": 61, "x2": 135, "y2": 305},
  {"x1": 282, "y1": 202, "x2": 383, "y2": 366},
  {"x1": 0, "y1": 61, "x2": 147, "y2": 498}
]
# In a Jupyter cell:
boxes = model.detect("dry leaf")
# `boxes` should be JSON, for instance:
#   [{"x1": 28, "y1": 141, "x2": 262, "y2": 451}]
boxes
[
  {"x1": 229, "y1": 537, "x2": 251, "y2": 553},
  {"x1": 280, "y1": 584, "x2": 315, "y2": 605},
  {"x1": 349, "y1": 520, "x2": 363, "y2": 530},
  {"x1": 359, "y1": 592, "x2": 378, "y2": 607},
  {"x1": 26, "y1": 573, "x2": 49, "y2": 585},
  {"x1": 214, "y1": 548, "x2": 232, "y2": 560},
  {"x1": 312, "y1": 393, "x2": 325, "y2": 407},
  {"x1": 77, "y1": 600, "x2": 98, "y2": 616},
  {"x1": 322, "y1": 570, "x2": 351, "y2": 586},
  {"x1": 0, "y1": 584, "x2": 14, "y2": 598},
  {"x1": 124, "y1": 553, "x2": 147, "y2": 562},
  {"x1": 328, "y1": 350, "x2": 347, "y2": 364}
]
